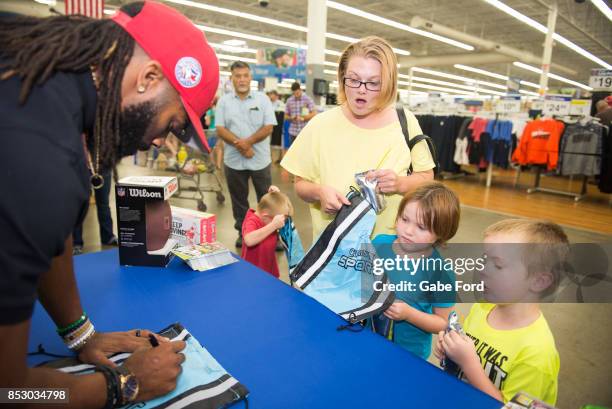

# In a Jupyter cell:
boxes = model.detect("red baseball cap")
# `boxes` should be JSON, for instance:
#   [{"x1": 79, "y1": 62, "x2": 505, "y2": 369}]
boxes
[{"x1": 112, "y1": 1, "x2": 219, "y2": 150}]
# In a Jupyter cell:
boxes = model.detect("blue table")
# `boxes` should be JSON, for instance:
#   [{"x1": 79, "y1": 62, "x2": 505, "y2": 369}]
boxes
[{"x1": 28, "y1": 250, "x2": 502, "y2": 409}]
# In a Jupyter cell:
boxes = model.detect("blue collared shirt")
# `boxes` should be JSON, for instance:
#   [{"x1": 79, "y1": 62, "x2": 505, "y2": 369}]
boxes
[{"x1": 216, "y1": 90, "x2": 277, "y2": 170}]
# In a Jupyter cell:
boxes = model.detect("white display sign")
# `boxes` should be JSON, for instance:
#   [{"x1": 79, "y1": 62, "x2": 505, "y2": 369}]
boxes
[
  {"x1": 569, "y1": 99, "x2": 592, "y2": 116},
  {"x1": 543, "y1": 95, "x2": 571, "y2": 116},
  {"x1": 589, "y1": 69, "x2": 612, "y2": 90},
  {"x1": 531, "y1": 99, "x2": 544, "y2": 111},
  {"x1": 496, "y1": 96, "x2": 521, "y2": 113}
]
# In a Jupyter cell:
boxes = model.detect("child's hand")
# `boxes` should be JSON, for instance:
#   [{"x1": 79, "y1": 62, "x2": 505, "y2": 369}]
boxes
[
  {"x1": 383, "y1": 301, "x2": 411, "y2": 321},
  {"x1": 268, "y1": 185, "x2": 280, "y2": 193},
  {"x1": 433, "y1": 331, "x2": 446, "y2": 361},
  {"x1": 440, "y1": 330, "x2": 479, "y2": 369},
  {"x1": 271, "y1": 214, "x2": 286, "y2": 230}
]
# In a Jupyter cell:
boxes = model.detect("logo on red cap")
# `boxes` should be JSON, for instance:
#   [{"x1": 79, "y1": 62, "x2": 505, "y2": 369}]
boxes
[{"x1": 175, "y1": 57, "x2": 202, "y2": 89}]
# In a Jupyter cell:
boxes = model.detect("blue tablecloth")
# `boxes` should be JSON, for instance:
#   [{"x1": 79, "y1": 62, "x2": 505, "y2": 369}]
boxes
[{"x1": 28, "y1": 250, "x2": 501, "y2": 409}]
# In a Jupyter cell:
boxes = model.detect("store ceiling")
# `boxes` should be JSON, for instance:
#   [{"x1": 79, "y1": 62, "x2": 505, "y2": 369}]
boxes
[{"x1": 13, "y1": 0, "x2": 612, "y2": 88}]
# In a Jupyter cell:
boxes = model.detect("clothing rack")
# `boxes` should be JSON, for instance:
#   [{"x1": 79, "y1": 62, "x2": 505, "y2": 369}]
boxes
[
  {"x1": 525, "y1": 166, "x2": 589, "y2": 202},
  {"x1": 518, "y1": 116, "x2": 609, "y2": 202}
]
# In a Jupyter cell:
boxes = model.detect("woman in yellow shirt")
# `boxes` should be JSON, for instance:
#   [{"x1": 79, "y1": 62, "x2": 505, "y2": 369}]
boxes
[{"x1": 281, "y1": 36, "x2": 434, "y2": 240}]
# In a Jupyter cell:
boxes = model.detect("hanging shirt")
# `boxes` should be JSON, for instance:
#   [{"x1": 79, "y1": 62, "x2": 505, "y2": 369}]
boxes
[
  {"x1": 454, "y1": 137, "x2": 469, "y2": 165},
  {"x1": 468, "y1": 117, "x2": 489, "y2": 141},
  {"x1": 462, "y1": 303, "x2": 560, "y2": 405},
  {"x1": 511, "y1": 119, "x2": 565, "y2": 170},
  {"x1": 559, "y1": 122, "x2": 604, "y2": 176}
]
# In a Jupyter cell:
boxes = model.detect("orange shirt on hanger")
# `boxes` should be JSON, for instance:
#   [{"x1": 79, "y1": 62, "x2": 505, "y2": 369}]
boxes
[{"x1": 512, "y1": 119, "x2": 565, "y2": 170}]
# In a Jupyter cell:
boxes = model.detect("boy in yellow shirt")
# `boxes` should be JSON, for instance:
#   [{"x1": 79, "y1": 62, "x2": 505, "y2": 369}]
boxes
[{"x1": 434, "y1": 219, "x2": 568, "y2": 405}]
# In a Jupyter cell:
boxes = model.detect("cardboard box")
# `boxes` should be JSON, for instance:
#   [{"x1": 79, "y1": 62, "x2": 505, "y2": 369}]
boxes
[
  {"x1": 170, "y1": 206, "x2": 217, "y2": 246},
  {"x1": 115, "y1": 176, "x2": 179, "y2": 267}
]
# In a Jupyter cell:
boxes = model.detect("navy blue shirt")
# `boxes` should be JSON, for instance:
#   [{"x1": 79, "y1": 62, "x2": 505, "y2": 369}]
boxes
[{"x1": 0, "y1": 63, "x2": 96, "y2": 324}]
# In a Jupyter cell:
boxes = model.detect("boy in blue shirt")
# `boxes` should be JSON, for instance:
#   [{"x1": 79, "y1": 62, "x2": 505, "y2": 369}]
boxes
[{"x1": 373, "y1": 182, "x2": 460, "y2": 359}]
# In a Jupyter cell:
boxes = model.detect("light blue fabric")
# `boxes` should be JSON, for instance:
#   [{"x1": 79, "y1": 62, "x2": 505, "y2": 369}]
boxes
[
  {"x1": 279, "y1": 217, "x2": 305, "y2": 272},
  {"x1": 372, "y1": 234, "x2": 455, "y2": 360},
  {"x1": 216, "y1": 90, "x2": 277, "y2": 170},
  {"x1": 303, "y1": 207, "x2": 378, "y2": 315},
  {"x1": 134, "y1": 335, "x2": 228, "y2": 408}
]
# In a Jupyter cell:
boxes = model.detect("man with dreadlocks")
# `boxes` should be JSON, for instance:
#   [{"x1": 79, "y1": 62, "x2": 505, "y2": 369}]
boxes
[{"x1": 0, "y1": 1, "x2": 219, "y2": 407}]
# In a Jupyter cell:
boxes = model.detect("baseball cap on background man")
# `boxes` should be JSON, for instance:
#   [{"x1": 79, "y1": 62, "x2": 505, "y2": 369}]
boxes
[{"x1": 112, "y1": 1, "x2": 219, "y2": 151}]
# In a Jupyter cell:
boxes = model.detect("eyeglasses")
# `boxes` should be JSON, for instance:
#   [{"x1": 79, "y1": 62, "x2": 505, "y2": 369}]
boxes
[{"x1": 343, "y1": 77, "x2": 382, "y2": 91}]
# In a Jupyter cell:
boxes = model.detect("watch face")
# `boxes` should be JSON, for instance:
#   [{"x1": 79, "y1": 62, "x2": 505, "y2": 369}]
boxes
[{"x1": 122, "y1": 374, "x2": 139, "y2": 402}]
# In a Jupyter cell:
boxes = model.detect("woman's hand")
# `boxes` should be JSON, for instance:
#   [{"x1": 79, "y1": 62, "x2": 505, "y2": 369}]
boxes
[
  {"x1": 318, "y1": 185, "x2": 350, "y2": 214},
  {"x1": 367, "y1": 169, "x2": 399, "y2": 194}
]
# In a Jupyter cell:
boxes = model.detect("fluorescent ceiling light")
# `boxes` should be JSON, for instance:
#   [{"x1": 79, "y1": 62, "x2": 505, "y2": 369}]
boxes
[
  {"x1": 326, "y1": 32, "x2": 410, "y2": 56},
  {"x1": 104, "y1": 8, "x2": 116, "y2": 15},
  {"x1": 216, "y1": 54, "x2": 257, "y2": 64},
  {"x1": 324, "y1": 61, "x2": 339, "y2": 67},
  {"x1": 398, "y1": 89, "x2": 429, "y2": 96},
  {"x1": 327, "y1": 1, "x2": 474, "y2": 51},
  {"x1": 410, "y1": 67, "x2": 508, "y2": 90},
  {"x1": 410, "y1": 76, "x2": 477, "y2": 92},
  {"x1": 453, "y1": 64, "x2": 541, "y2": 89},
  {"x1": 209, "y1": 42, "x2": 257, "y2": 54},
  {"x1": 324, "y1": 69, "x2": 338, "y2": 76},
  {"x1": 519, "y1": 89, "x2": 540, "y2": 97},
  {"x1": 165, "y1": 0, "x2": 307, "y2": 32},
  {"x1": 166, "y1": 0, "x2": 411, "y2": 55},
  {"x1": 483, "y1": 0, "x2": 612, "y2": 69},
  {"x1": 197, "y1": 25, "x2": 343, "y2": 58},
  {"x1": 512, "y1": 62, "x2": 593, "y2": 90},
  {"x1": 223, "y1": 39, "x2": 246, "y2": 47},
  {"x1": 454, "y1": 64, "x2": 507, "y2": 81},
  {"x1": 591, "y1": 0, "x2": 612, "y2": 21}
]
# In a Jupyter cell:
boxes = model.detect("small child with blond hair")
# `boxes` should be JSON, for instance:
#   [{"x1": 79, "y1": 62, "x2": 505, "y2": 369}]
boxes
[
  {"x1": 435, "y1": 219, "x2": 568, "y2": 405},
  {"x1": 241, "y1": 186, "x2": 293, "y2": 278}
]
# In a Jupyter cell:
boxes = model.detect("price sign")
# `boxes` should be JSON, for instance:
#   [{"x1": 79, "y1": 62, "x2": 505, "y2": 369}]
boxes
[
  {"x1": 531, "y1": 99, "x2": 544, "y2": 111},
  {"x1": 569, "y1": 99, "x2": 592, "y2": 116},
  {"x1": 543, "y1": 95, "x2": 571, "y2": 116},
  {"x1": 589, "y1": 69, "x2": 612, "y2": 90},
  {"x1": 496, "y1": 96, "x2": 521, "y2": 113}
]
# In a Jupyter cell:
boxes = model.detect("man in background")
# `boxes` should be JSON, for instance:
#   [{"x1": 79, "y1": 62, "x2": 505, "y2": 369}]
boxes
[
  {"x1": 216, "y1": 62, "x2": 276, "y2": 248},
  {"x1": 285, "y1": 82, "x2": 316, "y2": 145}
]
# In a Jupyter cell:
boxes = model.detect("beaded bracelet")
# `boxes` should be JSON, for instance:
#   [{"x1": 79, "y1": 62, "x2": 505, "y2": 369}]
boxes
[
  {"x1": 56, "y1": 312, "x2": 88, "y2": 336},
  {"x1": 62, "y1": 318, "x2": 96, "y2": 351}
]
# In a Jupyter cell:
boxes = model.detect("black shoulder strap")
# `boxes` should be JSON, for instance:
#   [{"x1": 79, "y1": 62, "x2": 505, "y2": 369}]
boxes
[{"x1": 396, "y1": 107, "x2": 439, "y2": 175}]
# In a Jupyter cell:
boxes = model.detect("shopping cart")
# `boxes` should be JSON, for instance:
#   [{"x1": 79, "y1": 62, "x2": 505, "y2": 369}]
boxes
[{"x1": 171, "y1": 134, "x2": 225, "y2": 212}]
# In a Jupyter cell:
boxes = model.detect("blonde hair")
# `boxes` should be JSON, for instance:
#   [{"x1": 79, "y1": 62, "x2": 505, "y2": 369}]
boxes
[
  {"x1": 337, "y1": 36, "x2": 398, "y2": 112},
  {"x1": 484, "y1": 219, "x2": 569, "y2": 297},
  {"x1": 257, "y1": 191, "x2": 294, "y2": 217},
  {"x1": 396, "y1": 181, "x2": 461, "y2": 246}
]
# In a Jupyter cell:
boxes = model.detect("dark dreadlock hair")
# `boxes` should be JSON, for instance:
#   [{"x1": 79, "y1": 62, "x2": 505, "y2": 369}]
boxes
[{"x1": 0, "y1": 2, "x2": 145, "y2": 170}]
